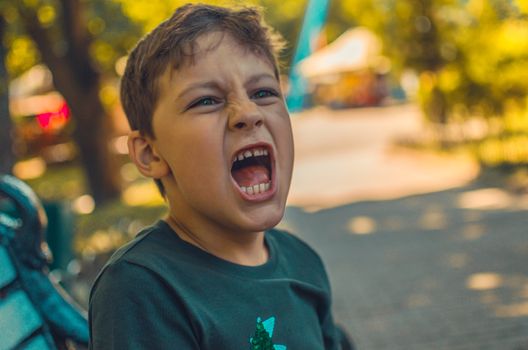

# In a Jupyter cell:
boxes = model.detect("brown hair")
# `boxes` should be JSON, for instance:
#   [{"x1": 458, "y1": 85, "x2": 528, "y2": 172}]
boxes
[
  {"x1": 120, "y1": 4, "x2": 285, "y2": 196},
  {"x1": 121, "y1": 3, "x2": 285, "y2": 138}
]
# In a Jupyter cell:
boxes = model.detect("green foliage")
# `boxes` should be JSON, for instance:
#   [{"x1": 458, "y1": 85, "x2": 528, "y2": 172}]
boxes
[
  {"x1": 5, "y1": 0, "x2": 527, "y2": 123},
  {"x1": 335, "y1": 0, "x2": 528, "y2": 127},
  {"x1": 25, "y1": 162, "x2": 86, "y2": 201},
  {"x1": 1, "y1": 3, "x2": 39, "y2": 77},
  {"x1": 477, "y1": 133, "x2": 528, "y2": 166},
  {"x1": 112, "y1": 0, "x2": 186, "y2": 34},
  {"x1": 329, "y1": 0, "x2": 528, "y2": 166},
  {"x1": 5, "y1": 35, "x2": 39, "y2": 77},
  {"x1": 75, "y1": 198, "x2": 166, "y2": 255},
  {"x1": 2, "y1": 0, "x2": 306, "y2": 79},
  {"x1": 112, "y1": 0, "x2": 306, "y2": 67},
  {"x1": 4, "y1": 0, "x2": 528, "y2": 164},
  {"x1": 440, "y1": 1, "x2": 528, "y2": 120},
  {"x1": 86, "y1": 0, "x2": 143, "y2": 74},
  {"x1": 1, "y1": 0, "x2": 142, "y2": 78}
]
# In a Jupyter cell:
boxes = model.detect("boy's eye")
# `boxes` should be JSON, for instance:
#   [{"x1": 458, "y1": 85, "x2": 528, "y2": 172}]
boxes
[
  {"x1": 188, "y1": 97, "x2": 221, "y2": 109},
  {"x1": 251, "y1": 89, "x2": 278, "y2": 99}
]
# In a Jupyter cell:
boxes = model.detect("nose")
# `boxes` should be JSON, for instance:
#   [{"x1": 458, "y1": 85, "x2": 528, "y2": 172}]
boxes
[{"x1": 228, "y1": 98, "x2": 264, "y2": 131}]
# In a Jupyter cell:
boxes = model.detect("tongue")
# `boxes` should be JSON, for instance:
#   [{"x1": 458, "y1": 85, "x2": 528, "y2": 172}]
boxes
[{"x1": 232, "y1": 165, "x2": 270, "y2": 187}]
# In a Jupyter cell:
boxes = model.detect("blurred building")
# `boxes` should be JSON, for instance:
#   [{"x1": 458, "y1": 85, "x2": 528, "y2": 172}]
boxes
[
  {"x1": 9, "y1": 65, "x2": 75, "y2": 164},
  {"x1": 9, "y1": 65, "x2": 129, "y2": 166},
  {"x1": 298, "y1": 27, "x2": 391, "y2": 109}
]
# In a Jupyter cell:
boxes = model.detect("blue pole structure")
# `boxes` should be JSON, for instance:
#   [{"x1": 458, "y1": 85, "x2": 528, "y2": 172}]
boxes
[{"x1": 286, "y1": 0, "x2": 330, "y2": 113}]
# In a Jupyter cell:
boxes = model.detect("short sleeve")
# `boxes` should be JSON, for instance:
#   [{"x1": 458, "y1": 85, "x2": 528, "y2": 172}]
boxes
[
  {"x1": 320, "y1": 300, "x2": 339, "y2": 350},
  {"x1": 89, "y1": 261, "x2": 199, "y2": 350},
  {"x1": 316, "y1": 254, "x2": 340, "y2": 350}
]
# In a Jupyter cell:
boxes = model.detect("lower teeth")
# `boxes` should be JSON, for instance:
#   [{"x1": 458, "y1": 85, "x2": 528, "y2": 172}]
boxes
[{"x1": 241, "y1": 182, "x2": 271, "y2": 195}]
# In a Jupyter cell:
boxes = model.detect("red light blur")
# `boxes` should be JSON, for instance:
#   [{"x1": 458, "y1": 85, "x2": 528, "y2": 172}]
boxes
[{"x1": 36, "y1": 102, "x2": 70, "y2": 131}]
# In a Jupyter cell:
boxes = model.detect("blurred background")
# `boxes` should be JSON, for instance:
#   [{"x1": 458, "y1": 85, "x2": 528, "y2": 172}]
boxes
[{"x1": 1, "y1": 0, "x2": 528, "y2": 348}]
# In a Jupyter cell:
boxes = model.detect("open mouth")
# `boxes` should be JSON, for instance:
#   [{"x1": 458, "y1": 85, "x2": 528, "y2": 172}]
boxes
[{"x1": 231, "y1": 145, "x2": 273, "y2": 196}]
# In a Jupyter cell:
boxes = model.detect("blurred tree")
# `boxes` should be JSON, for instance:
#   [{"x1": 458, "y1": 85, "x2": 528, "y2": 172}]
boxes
[
  {"x1": 113, "y1": 0, "x2": 307, "y2": 68},
  {"x1": 0, "y1": 14, "x2": 15, "y2": 175},
  {"x1": 0, "y1": 0, "x2": 145, "y2": 204},
  {"x1": 2, "y1": 0, "x2": 308, "y2": 202},
  {"x1": 441, "y1": 0, "x2": 528, "y2": 122},
  {"x1": 12, "y1": 0, "x2": 122, "y2": 204},
  {"x1": 333, "y1": 0, "x2": 452, "y2": 124},
  {"x1": 112, "y1": 0, "x2": 528, "y2": 164},
  {"x1": 334, "y1": 0, "x2": 528, "y2": 132},
  {"x1": 386, "y1": 1, "x2": 449, "y2": 124},
  {"x1": 260, "y1": 0, "x2": 308, "y2": 66}
]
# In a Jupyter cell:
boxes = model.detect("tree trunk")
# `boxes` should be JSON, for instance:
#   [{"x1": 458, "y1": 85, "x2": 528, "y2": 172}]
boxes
[
  {"x1": 17, "y1": 0, "x2": 120, "y2": 204},
  {"x1": 0, "y1": 16, "x2": 15, "y2": 175},
  {"x1": 61, "y1": 74, "x2": 121, "y2": 205}
]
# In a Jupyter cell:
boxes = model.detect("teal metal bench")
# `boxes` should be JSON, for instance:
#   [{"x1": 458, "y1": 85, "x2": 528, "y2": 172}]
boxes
[{"x1": 0, "y1": 175, "x2": 88, "y2": 350}]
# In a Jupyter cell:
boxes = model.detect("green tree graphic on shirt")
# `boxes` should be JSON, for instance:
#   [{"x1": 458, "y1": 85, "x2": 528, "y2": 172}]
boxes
[{"x1": 249, "y1": 317, "x2": 287, "y2": 350}]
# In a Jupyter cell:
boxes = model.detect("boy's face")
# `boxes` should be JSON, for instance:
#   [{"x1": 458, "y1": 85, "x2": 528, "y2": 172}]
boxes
[{"x1": 149, "y1": 32, "x2": 293, "y2": 236}]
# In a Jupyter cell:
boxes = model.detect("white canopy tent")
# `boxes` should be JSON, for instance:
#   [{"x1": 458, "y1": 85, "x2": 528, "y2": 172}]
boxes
[{"x1": 298, "y1": 27, "x2": 389, "y2": 79}]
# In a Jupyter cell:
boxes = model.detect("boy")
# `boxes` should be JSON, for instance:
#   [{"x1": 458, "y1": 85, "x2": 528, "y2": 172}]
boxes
[{"x1": 89, "y1": 4, "x2": 340, "y2": 349}]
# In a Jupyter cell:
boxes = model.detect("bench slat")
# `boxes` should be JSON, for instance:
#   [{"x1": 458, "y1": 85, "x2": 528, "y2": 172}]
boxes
[
  {"x1": 0, "y1": 290, "x2": 44, "y2": 350},
  {"x1": 21, "y1": 334, "x2": 53, "y2": 350},
  {"x1": 0, "y1": 246, "x2": 17, "y2": 288}
]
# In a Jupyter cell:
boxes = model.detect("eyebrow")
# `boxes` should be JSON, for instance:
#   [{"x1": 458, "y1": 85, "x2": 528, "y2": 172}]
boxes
[
  {"x1": 244, "y1": 73, "x2": 277, "y2": 87},
  {"x1": 177, "y1": 81, "x2": 220, "y2": 100},
  {"x1": 176, "y1": 73, "x2": 277, "y2": 100}
]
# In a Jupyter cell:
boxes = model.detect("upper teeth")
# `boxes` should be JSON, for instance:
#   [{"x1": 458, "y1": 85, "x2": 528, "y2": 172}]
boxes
[{"x1": 233, "y1": 148, "x2": 269, "y2": 163}]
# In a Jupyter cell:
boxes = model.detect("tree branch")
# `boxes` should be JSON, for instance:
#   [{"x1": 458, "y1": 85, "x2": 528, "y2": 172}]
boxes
[
  {"x1": 58, "y1": 0, "x2": 97, "y2": 87},
  {"x1": 15, "y1": 4, "x2": 65, "y2": 76},
  {"x1": 0, "y1": 14, "x2": 16, "y2": 174}
]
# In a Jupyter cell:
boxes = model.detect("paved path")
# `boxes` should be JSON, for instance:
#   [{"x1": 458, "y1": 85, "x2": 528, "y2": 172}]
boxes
[
  {"x1": 288, "y1": 103, "x2": 478, "y2": 210},
  {"x1": 283, "y1": 104, "x2": 528, "y2": 349}
]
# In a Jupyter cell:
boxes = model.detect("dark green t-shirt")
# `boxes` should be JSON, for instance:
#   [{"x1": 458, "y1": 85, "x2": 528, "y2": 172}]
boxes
[{"x1": 89, "y1": 220, "x2": 338, "y2": 349}]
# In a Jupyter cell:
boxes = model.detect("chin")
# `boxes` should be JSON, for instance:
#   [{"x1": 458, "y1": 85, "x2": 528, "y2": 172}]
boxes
[{"x1": 242, "y1": 204, "x2": 285, "y2": 232}]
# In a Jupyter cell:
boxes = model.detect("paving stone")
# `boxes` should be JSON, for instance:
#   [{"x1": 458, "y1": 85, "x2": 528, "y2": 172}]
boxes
[{"x1": 285, "y1": 184, "x2": 528, "y2": 349}]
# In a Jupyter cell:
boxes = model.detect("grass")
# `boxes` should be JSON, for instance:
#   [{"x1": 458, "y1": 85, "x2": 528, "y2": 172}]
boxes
[
  {"x1": 75, "y1": 198, "x2": 166, "y2": 257},
  {"x1": 22, "y1": 160, "x2": 167, "y2": 256}
]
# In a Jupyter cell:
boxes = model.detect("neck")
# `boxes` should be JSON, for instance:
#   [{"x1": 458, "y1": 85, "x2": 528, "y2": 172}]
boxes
[{"x1": 165, "y1": 214, "x2": 268, "y2": 266}]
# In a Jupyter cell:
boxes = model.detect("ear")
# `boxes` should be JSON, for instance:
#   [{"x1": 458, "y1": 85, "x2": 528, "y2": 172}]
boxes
[{"x1": 127, "y1": 130, "x2": 170, "y2": 179}]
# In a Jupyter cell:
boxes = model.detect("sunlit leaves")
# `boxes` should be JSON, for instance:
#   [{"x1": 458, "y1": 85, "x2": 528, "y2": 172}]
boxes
[
  {"x1": 515, "y1": 0, "x2": 528, "y2": 13},
  {"x1": 1, "y1": 4, "x2": 19, "y2": 24},
  {"x1": 4, "y1": 0, "x2": 528, "y2": 130},
  {"x1": 36, "y1": 4, "x2": 55, "y2": 27},
  {"x1": 99, "y1": 83, "x2": 119, "y2": 107},
  {"x1": 90, "y1": 40, "x2": 115, "y2": 67},
  {"x1": 114, "y1": 0, "x2": 184, "y2": 32},
  {"x1": 370, "y1": 0, "x2": 528, "y2": 124},
  {"x1": 5, "y1": 36, "x2": 39, "y2": 77},
  {"x1": 478, "y1": 134, "x2": 528, "y2": 166},
  {"x1": 87, "y1": 17, "x2": 106, "y2": 36},
  {"x1": 111, "y1": 0, "x2": 306, "y2": 67},
  {"x1": 85, "y1": 0, "x2": 143, "y2": 72},
  {"x1": 496, "y1": 21, "x2": 528, "y2": 56},
  {"x1": 437, "y1": 66, "x2": 461, "y2": 93},
  {"x1": 22, "y1": 0, "x2": 40, "y2": 7},
  {"x1": 111, "y1": 0, "x2": 298, "y2": 42}
]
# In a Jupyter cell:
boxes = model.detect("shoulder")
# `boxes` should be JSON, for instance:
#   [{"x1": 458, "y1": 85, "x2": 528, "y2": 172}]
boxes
[
  {"x1": 267, "y1": 228, "x2": 329, "y2": 284},
  {"x1": 89, "y1": 221, "x2": 178, "y2": 301},
  {"x1": 103, "y1": 220, "x2": 173, "y2": 266},
  {"x1": 88, "y1": 250, "x2": 199, "y2": 349},
  {"x1": 90, "y1": 259, "x2": 156, "y2": 302},
  {"x1": 267, "y1": 227, "x2": 323, "y2": 264}
]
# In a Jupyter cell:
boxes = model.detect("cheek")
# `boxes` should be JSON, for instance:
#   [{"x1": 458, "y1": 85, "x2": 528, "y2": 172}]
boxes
[
  {"x1": 167, "y1": 130, "x2": 227, "y2": 182},
  {"x1": 276, "y1": 120, "x2": 294, "y2": 164}
]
